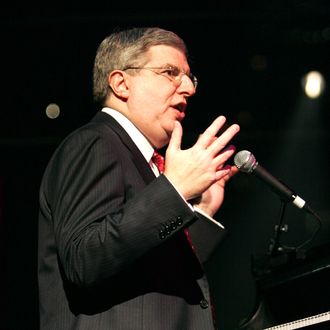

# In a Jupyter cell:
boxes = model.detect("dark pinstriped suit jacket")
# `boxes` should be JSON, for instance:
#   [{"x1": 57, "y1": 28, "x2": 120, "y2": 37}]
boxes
[{"x1": 38, "y1": 111, "x2": 226, "y2": 330}]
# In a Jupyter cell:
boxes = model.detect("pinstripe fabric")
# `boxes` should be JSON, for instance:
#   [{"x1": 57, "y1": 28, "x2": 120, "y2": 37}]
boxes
[{"x1": 38, "y1": 111, "x2": 226, "y2": 329}]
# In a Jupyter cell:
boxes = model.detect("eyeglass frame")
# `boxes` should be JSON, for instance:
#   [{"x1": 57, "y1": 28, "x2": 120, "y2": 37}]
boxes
[{"x1": 122, "y1": 65, "x2": 198, "y2": 90}]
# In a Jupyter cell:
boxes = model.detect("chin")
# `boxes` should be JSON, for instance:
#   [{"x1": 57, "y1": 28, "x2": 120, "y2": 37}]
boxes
[
  {"x1": 154, "y1": 133, "x2": 171, "y2": 149},
  {"x1": 152, "y1": 123, "x2": 173, "y2": 148},
  {"x1": 156, "y1": 138, "x2": 170, "y2": 149}
]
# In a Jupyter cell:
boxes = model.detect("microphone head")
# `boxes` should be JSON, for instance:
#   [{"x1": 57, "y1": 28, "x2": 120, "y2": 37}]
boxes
[{"x1": 234, "y1": 150, "x2": 258, "y2": 173}]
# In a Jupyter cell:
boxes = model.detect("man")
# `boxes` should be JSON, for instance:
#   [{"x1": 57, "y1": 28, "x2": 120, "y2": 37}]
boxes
[{"x1": 38, "y1": 27, "x2": 240, "y2": 329}]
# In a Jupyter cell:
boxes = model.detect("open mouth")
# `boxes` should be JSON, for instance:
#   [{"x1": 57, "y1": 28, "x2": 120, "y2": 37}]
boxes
[{"x1": 174, "y1": 102, "x2": 186, "y2": 112}]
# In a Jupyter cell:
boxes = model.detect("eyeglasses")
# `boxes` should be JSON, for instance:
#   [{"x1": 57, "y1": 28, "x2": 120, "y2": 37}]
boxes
[{"x1": 123, "y1": 65, "x2": 198, "y2": 90}]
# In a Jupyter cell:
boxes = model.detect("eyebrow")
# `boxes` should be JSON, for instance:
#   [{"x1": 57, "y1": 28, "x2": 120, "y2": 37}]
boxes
[{"x1": 159, "y1": 64, "x2": 191, "y2": 74}]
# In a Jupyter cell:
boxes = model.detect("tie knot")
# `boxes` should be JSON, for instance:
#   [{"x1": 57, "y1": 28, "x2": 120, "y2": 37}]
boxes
[{"x1": 152, "y1": 151, "x2": 165, "y2": 173}]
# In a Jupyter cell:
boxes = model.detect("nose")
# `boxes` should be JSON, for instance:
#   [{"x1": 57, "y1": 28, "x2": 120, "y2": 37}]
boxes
[{"x1": 178, "y1": 74, "x2": 196, "y2": 96}]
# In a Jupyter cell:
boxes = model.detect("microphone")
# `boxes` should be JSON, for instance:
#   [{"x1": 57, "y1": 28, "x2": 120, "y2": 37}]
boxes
[{"x1": 233, "y1": 150, "x2": 315, "y2": 215}]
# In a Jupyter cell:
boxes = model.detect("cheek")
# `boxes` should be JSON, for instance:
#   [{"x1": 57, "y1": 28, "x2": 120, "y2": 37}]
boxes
[
  {"x1": 141, "y1": 80, "x2": 174, "y2": 105},
  {"x1": 135, "y1": 87, "x2": 166, "y2": 111},
  {"x1": 131, "y1": 82, "x2": 174, "y2": 121}
]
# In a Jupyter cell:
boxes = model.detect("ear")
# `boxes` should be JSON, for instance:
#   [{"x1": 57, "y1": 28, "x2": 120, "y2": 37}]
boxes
[{"x1": 108, "y1": 70, "x2": 129, "y2": 99}]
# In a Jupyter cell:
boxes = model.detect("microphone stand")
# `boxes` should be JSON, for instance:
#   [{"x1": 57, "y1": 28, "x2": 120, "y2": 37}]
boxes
[
  {"x1": 269, "y1": 199, "x2": 288, "y2": 257},
  {"x1": 266, "y1": 198, "x2": 304, "y2": 271},
  {"x1": 252, "y1": 199, "x2": 291, "y2": 278},
  {"x1": 252, "y1": 195, "x2": 322, "y2": 277}
]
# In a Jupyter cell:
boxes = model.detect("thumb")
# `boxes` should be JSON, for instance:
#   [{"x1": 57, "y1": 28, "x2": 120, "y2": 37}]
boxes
[{"x1": 167, "y1": 121, "x2": 182, "y2": 152}]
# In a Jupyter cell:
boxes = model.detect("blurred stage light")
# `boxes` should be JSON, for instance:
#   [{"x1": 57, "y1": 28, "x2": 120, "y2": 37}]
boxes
[
  {"x1": 302, "y1": 71, "x2": 325, "y2": 99},
  {"x1": 45, "y1": 103, "x2": 60, "y2": 119}
]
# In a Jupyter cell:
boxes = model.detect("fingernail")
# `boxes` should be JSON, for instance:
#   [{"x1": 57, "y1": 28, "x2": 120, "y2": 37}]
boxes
[{"x1": 233, "y1": 124, "x2": 240, "y2": 131}]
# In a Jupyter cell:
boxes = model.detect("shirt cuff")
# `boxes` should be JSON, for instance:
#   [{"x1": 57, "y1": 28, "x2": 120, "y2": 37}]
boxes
[{"x1": 193, "y1": 206, "x2": 225, "y2": 229}]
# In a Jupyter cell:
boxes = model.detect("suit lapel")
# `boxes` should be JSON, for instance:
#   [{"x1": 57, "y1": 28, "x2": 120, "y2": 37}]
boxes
[
  {"x1": 92, "y1": 112, "x2": 205, "y2": 274},
  {"x1": 91, "y1": 111, "x2": 156, "y2": 184}
]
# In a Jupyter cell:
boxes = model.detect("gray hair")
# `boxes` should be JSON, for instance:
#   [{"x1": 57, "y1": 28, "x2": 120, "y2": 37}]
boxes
[{"x1": 93, "y1": 27, "x2": 188, "y2": 105}]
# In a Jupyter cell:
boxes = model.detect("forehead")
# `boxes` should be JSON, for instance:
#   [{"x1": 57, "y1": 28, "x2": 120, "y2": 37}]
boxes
[{"x1": 145, "y1": 45, "x2": 189, "y2": 68}]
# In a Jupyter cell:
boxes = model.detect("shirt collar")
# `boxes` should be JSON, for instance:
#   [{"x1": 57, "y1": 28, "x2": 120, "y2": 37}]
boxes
[{"x1": 101, "y1": 107, "x2": 154, "y2": 163}]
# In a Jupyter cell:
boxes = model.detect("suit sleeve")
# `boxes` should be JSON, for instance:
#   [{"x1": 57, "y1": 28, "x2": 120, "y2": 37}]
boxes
[
  {"x1": 40, "y1": 126, "x2": 201, "y2": 287},
  {"x1": 189, "y1": 211, "x2": 227, "y2": 264}
]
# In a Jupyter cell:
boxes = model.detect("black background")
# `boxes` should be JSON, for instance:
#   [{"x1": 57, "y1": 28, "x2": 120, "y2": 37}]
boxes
[{"x1": 2, "y1": 1, "x2": 330, "y2": 329}]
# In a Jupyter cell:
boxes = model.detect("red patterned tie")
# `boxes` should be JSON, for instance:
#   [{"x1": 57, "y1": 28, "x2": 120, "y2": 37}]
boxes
[
  {"x1": 152, "y1": 151, "x2": 216, "y2": 327},
  {"x1": 152, "y1": 150, "x2": 195, "y2": 251},
  {"x1": 152, "y1": 151, "x2": 165, "y2": 174}
]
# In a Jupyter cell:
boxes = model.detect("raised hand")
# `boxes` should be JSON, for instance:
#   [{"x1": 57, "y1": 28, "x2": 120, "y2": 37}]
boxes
[
  {"x1": 164, "y1": 116, "x2": 240, "y2": 209},
  {"x1": 193, "y1": 163, "x2": 239, "y2": 217}
]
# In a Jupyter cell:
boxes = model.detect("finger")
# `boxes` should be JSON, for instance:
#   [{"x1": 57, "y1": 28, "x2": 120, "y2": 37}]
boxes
[
  {"x1": 167, "y1": 121, "x2": 182, "y2": 152},
  {"x1": 195, "y1": 116, "x2": 226, "y2": 149},
  {"x1": 229, "y1": 165, "x2": 239, "y2": 177},
  {"x1": 215, "y1": 164, "x2": 237, "y2": 183},
  {"x1": 213, "y1": 144, "x2": 236, "y2": 167},
  {"x1": 208, "y1": 124, "x2": 240, "y2": 155},
  {"x1": 222, "y1": 164, "x2": 239, "y2": 180},
  {"x1": 214, "y1": 166, "x2": 231, "y2": 182},
  {"x1": 213, "y1": 147, "x2": 235, "y2": 172}
]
